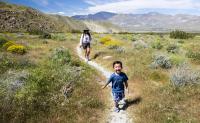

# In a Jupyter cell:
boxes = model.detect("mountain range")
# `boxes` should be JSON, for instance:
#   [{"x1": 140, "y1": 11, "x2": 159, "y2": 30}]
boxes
[
  {"x1": 72, "y1": 12, "x2": 200, "y2": 32},
  {"x1": 1, "y1": 1, "x2": 200, "y2": 33}
]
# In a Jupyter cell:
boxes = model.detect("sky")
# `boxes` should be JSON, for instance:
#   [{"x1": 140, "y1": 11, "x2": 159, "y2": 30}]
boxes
[{"x1": 3, "y1": 0, "x2": 200, "y2": 16}]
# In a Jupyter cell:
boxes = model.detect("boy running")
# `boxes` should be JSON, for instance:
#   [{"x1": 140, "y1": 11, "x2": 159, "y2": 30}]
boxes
[{"x1": 102, "y1": 61, "x2": 129, "y2": 112}]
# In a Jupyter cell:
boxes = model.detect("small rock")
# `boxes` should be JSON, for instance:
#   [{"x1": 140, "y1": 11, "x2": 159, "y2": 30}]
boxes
[{"x1": 103, "y1": 56, "x2": 112, "y2": 60}]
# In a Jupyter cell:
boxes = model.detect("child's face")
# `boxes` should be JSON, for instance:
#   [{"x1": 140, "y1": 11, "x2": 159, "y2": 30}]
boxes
[{"x1": 114, "y1": 64, "x2": 122, "y2": 73}]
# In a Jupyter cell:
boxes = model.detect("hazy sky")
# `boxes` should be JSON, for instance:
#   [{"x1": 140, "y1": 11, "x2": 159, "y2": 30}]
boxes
[{"x1": 4, "y1": 0, "x2": 200, "y2": 16}]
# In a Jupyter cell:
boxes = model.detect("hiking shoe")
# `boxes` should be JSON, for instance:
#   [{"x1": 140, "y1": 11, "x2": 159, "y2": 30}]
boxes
[{"x1": 114, "y1": 107, "x2": 120, "y2": 113}]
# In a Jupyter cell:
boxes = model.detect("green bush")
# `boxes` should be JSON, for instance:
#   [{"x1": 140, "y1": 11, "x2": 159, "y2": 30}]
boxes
[
  {"x1": 186, "y1": 50, "x2": 200, "y2": 62},
  {"x1": 151, "y1": 40, "x2": 163, "y2": 50},
  {"x1": 170, "y1": 54, "x2": 185, "y2": 66},
  {"x1": 27, "y1": 28, "x2": 45, "y2": 35},
  {"x1": 185, "y1": 44, "x2": 200, "y2": 62},
  {"x1": 166, "y1": 44, "x2": 179, "y2": 53},
  {"x1": 51, "y1": 47, "x2": 71, "y2": 64},
  {"x1": 0, "y1": 37, "x2": 8, "y2": 47},
  {"x1": 7, "y1": 45, "x2": 27, "y2": 55},
  {"x1": 170, "y1": 30, "x2": 195, "y2": 39},
  {"x1": 52, "y1": 33, "x2": 66, "y2": 41},
  {"x1": 40, "y1": 32, "x2": 52, "y2": 39}
]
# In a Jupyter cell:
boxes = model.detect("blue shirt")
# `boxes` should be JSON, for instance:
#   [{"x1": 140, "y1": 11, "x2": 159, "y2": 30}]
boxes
[{"x1": 108, "y1": 72, "x2": 128, "y2": 92}]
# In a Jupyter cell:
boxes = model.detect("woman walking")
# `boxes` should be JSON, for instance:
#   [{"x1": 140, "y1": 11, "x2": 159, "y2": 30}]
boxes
[{"x1": 79, "y1": 29, "x2": 92, "y2": 61}]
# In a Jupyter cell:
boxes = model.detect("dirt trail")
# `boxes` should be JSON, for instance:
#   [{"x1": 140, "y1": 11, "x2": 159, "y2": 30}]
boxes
[{"x1": 76, "y1": 46, "x2": 133, "y2": 123}]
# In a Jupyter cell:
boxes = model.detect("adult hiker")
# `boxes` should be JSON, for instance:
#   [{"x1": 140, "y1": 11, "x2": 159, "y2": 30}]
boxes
[{"x1": 79, "y1": 29, "x2": 92, "y2": 61}]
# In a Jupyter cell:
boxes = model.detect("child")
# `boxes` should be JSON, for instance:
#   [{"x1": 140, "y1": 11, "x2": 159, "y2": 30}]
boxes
[
  {"x1": 102, "y1": 61, "x2": 128, "y2": 112},
  {"x1": 79, "y1": 29, "x2": 92, "y2": 61}
]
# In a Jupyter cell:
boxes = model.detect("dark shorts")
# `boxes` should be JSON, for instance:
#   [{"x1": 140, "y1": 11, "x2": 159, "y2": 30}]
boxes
[
  {"x1": 82, "y1": 43, "x2": 90, "y2": 49},
  {"x1": 112, "y1": 91, "x2": 125, "y2": 102}
]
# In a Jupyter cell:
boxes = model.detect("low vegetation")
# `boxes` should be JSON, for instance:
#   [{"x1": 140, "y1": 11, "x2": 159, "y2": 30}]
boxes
[
  {"x1": 91, "y1": 32, "x2": 200, "y2": 123},
  {"x1": 170, "y1": 30, "x2": 195, "y2": 39},
  {"x1": 0, "y1": 33, "x2": 107, "y2": 123}
]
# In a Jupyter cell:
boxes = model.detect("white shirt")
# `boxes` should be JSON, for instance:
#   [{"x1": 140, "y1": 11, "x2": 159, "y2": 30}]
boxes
[{"x1": 80, "y1": 34, "x2": 91, "y2": 45}]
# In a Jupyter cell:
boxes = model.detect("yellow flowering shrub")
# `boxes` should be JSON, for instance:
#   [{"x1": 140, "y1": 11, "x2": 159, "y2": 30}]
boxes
[
  {"x1": 100, "y1": 36, "x2": 112, "y2": 44},
  {"x1": 7, "y1": 45, "x2": 27, "y2": 55},
  {"x1": 100, "y1": 36, "x2": 122, "y2": 48},
  {"x1": 2, "y1": 41, "x2": 15, "y2": 49},
  {"x1": 104, "y1": 40, "x2": 122, "y2": 47}
]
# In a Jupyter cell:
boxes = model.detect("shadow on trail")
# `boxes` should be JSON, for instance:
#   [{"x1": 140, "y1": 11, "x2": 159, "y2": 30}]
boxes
[{"x1": 121, "y1": 96, "x2": 142, "y2": 110}]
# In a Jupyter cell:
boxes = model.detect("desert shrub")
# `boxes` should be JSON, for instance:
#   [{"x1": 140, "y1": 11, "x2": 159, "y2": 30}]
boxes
[
  {"x1": 151, "y1": 54, "x2": 172, "y2": 69},
  {"x1": 150, "y1": 71, "x2": 168, "y2": 82},
  {"x1": 166, "y1": 44, "x2": 179, "y2": 53},
  {"x1": 0, "y1": 37, "x2": 8, "y2": 47},
  {"x1": 170, "y1": 30, "x2": 195, "y2": 39},
  {"x1": 0, "y1": 53, "x2": 33, "y2": 74},
  {"x1": 151, "y1": 40, "x2": 163, "y2": 50},
  {"x1": 2, "y1": 41, "x2": 15, "y2": 49},
  {"x1": 108, "y1": 45, "x2": 125, "y2": 53},
  {"x1": 51, "y1": 33, "x2": 66, "y2": 41},
  {"x1": 105, "y1": 40, "x2": 121, "y2": 47},
  {"x1": 27, "y1": 28, "x2": 45, "y2": 35},
  {"x1": 100, "y1": 36, "x2": 112, "y2": 44},
  {"x1": 185, "y1": 44, "x2": 200, "y2": 62},
  {"x1": 170, "y1": 54, "x2": 185, "y2": 66},
  {"x1": 40, "y1": 32, "x2": 52, "y2": 39},
  {"x1": 131, "y1": 37, "x2": 137, "y2": 42},
  {"x1": 177, "y1": 40, "x2": 184, "y2": 44},
  {"x1": 170, "y1": 63, "x2": 200, "y2": 86},
  {"x1": 51, "y1": 47, "x2": 71, "y2": 64},
  {"x1": 71, "y1": 29, "x2": 81, "y2": 33},
  {"x1": 186, "y1": 50, "x2": 200, "y2": 62},
  {"x1": 7, "y1": 45, "x2": 27, "y2": 55},
  {"x1": 133, "y1": 40, "x2": 148, "y2": 49}
]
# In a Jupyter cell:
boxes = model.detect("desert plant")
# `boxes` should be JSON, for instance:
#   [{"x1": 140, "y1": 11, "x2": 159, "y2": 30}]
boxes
[
  {"x1": 7, "y1": 45, "x2": 27, "y2": 55},
  {"x1": 105, "y1": 40, "x2": 121, "y2": 47},
  {"x1": 170, "y1": 54, "x2": 185, "y2": 66},
  {"x1": 108, "y1": 45, "x2": 125, "y2": 53},
  {"x1": 27, "y1": 28, "x2": 45, "y2": 35},
  {"x1": 2, "y1": 41, "x2": 15, "y2": 49},
  {"x1": 170, "y1": 63, "x2": 200, "y2": 86},
  {"x1": 133, "y1": 40, "x2": 148, "y2": 49},
  {"x1": 151, "y1": 40, "x2": 163, "y2": 50},
  {"x1": 170, "y1": 30, "x2": 195, "y2": 39},
  {"x1": 166, "y1": 44, "x2": 179, "y2": 53},
  {"x1": 99, "y1": 36, "x2": 112, "y2": 44},
  {"x1": 40, "y1": 32, "x2": 51, "y2": 39},
  {"x1": 186, "y1": 50, "x2": 200, "y2": 62},
  {"x1": 185, "y1": 44, "x2": 200, "y2": 62},
  {"x1": 0, "y1": 37, "x2": 8, "y2": 47},
  {"x1": 177, "y1": 40, "x2": 184, "y2": 44},
  {"x1": 151, "y1": 54, "x2": 172, "y2": 69},
  {"x1": 51, "y1": 33, "x2": 66, "y2": 41},
  {"x1": 51, "y1": 47, "x2": 71, "y2": 63}
]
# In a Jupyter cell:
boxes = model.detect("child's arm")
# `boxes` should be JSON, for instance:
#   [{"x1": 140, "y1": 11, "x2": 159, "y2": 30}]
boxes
[
  {"x1": 124, "y1": 81, "x2": 129, "y2": 93},
  {"x1": 102, "y1": 81, "x2": 110, "y2": 89},
  {"x1": 102, "y1": 75, "x2": 112, "y2": 89}
]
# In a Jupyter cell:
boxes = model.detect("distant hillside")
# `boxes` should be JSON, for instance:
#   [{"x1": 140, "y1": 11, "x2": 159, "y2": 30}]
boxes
[
  {"x1": 73, "y1": 12, "x2": 200, "y2": 32},
  {"x1": 72, "y1": 11, "x2": 117, "y2": 21},
  {"x1": 0, "y1": 2, "x2": 87, "y2": 33},
  {"x1": 83, "y1": 20, "x2": 122, "y2": 33}
]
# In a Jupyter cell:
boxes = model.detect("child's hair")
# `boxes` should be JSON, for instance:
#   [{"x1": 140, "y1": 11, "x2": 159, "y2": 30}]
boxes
[{"x1": 113, "y1": 61, "x2": 123, "y2": 68}]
